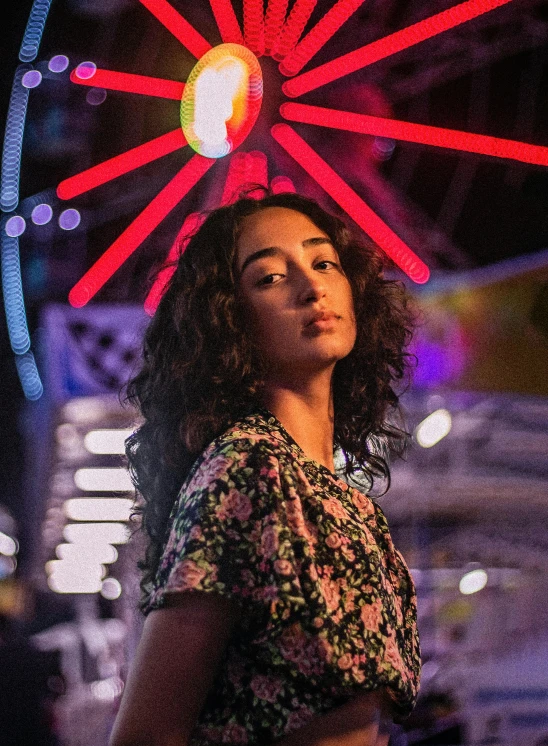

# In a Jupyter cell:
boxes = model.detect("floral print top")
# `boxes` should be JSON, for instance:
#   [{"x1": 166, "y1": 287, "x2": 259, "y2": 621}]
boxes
[{"x1": 145, "y1": 408, "x2": 421, "y2": 745}]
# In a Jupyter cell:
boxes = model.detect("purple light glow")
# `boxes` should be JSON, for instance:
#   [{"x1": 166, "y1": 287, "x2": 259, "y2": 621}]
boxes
[
  {"x1": 5, "y1": 216, "x2": 26, "y2": 237},
  {"x1": 372, "y1": 137, "x2": 396, "y2": 160},
  {"x1": 21, "y1": 70, "x2": 42, "y2": 89},
  {"x1": 86, "y1": 88, "x2": 107, "y2": 106},
  {"x1": 48, "y1": 55, "x2": 69, "y2": 73},
  {"x1": 75, "y1": 62, "x2": 97, "y2": 80},
  {"x1": 31, "y1": 203, "x2": 53, "y2": 225},
  {"x1": 59, "y1": 209, "x2": 81, "y2": 231}
]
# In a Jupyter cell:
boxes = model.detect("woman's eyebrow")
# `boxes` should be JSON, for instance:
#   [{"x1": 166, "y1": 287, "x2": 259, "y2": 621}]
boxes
[{"x1": 239, "y1": 237, "x2": 333, "y2": 275}]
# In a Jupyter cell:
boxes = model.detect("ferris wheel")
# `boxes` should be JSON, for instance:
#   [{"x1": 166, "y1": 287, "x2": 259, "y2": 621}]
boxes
[{"x1": 2, "y1": 0, "x2": 548, "y2": 398}]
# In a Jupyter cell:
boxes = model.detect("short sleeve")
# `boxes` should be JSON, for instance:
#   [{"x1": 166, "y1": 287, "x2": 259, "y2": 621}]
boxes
[{"x1": 144, "y1": 437, "x2": 306, "y2": 622}]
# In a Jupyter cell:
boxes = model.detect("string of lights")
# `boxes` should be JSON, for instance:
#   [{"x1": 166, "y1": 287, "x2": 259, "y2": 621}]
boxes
[
  {"x1": 138, "y1": 0, "x2": 211, "y2": 59},
  {"x1": 1, "y1": 232, "x2": 31, "y2": 355},
  {"x1": 14, "y1": 350, "x2": 43, "y2": 401},
  {"x1": 243, "y1": 0, "x2": 265, "y2": 56},
  {"x1": 57, "y1": 129, "x2": 187, "y2": 200},
  {"x1": 271, "y1": 0, "x2": 318, "y2": 61},
  {"x1": 283, "y1": 0, "x2": 513, "y2": 96},
  {"x1": 280, "y1": 103, "x2": 548, "y2": 165},
  {"x1": 264, "y1": 0, "x2": 290, "y2": 54},
  {"x1": 209, "y1": 0, "x2": 244, "y2": 45},
  {"x1": 1, "y1": 65, "x2": 31, "y2": 212},
  {"x1": 279, "y1": 0, "x2": 366, "y2": 75},
  {"x1": 71, "y1": 66, "x2": 185, "y2": 100},
  {"x1": 144, "y1": 212, "x2": 204, "y2": 315},
  {"x1": 68, "y1": 154, "x2": 215, "y2": 307},
  {"x1": 271, "y1": 123, "x2": 430, "y2": 283},
  {"x1": 19, "y1": 0, "x2": 53, "y2": 63}
]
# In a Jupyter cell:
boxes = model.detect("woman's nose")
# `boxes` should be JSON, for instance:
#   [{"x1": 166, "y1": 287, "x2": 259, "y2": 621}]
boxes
[{"x1": 299, "y1": 268, "x2": 327, "y2": 303}]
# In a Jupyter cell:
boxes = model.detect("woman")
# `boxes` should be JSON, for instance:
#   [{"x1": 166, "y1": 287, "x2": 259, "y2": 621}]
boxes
[{"x1": 111, "y1": 191, "x2": 421, "y2": 746}]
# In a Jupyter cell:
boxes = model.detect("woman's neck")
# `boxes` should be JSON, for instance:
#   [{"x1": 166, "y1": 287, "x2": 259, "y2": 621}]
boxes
[{"x1": 260, "y1": 371, "x2": 336, "y2": 473}]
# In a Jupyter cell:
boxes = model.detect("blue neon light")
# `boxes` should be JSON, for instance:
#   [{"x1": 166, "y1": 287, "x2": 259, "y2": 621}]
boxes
[
  {"x1": 1, "y1": 232, "x2": 31, "y2": 355},
  {"x1": 19, "y1": 0, "x2": 53, "y2": 63},
  {"x1": 1, "y1": 66, "x2": 31, "y2": 212},
  {"x1": 14, "y1": 351, "x2": 43, "y2": 401}
]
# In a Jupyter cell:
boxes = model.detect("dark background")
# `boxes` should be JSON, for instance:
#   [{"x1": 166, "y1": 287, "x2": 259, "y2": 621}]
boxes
[{"x1": 2, "y1": 0, "x2": 548, "y2": 534}]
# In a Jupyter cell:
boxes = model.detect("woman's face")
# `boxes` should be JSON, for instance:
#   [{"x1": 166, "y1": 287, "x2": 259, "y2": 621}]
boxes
[{"x1": 236, "y1": 207, "x2": 357, "y2": 378}]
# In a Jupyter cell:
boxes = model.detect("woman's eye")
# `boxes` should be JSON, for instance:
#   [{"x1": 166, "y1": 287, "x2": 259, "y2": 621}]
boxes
[
  {"x1": 316, "y1": 260, "x2": 339, "y2": 270},
  {"x1": 258, "y1": 273, "x2": 283, "y2": 286}
]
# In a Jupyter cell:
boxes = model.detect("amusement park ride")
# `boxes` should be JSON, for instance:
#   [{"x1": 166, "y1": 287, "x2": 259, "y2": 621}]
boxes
[
  {"x1": 55, "y1": 0, "x2": 547, "y2": 308},
  {"x1": 1, "y1": 0, "x2": 548, "y2": 397}
]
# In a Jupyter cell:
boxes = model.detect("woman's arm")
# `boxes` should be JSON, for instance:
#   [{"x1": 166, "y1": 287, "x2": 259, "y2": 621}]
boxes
[
  {"x1": 109, "y1": 591, "x2": 241, "y2": 746},
  {"x1": 273, "y1": 689, "x2": 392, "y2": 746}
]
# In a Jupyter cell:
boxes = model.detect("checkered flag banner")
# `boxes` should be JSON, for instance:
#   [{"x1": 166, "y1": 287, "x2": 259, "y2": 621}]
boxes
[{"x1": 43, "y1": 304, "x2": 148, "y2": 401}]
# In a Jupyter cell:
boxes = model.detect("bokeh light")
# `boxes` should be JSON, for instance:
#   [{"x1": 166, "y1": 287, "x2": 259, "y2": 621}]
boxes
[
  {"x1": 459, "y1": 568, "x2": 488, "y2": 595},
  {"x1": 101, "y1": 577, "x2": 122, "y2": 600},
  {"x1": 5, "y1": 216, "x2": 26, "y2": 238},
  {"x1": 74, "y1": 61, "x2": 97, "y2": 80},
  {"x1": 21, "y1": 70, "x2": 43, "y2": 89},
  {"x1": 415, "y1": 409, "x2": 452, "y2": 448},
  {"x1": 59, "y1": 208, "x2": 81, "y2": 230},
  {"x1": 48, "y1": 54, "x2": 69, "y2": 72},
  {"x1": 31, "y1": 203, "x2": 53, "y2": 225},
  {"x1": 86, "y1": 88, "x2": 107, "y2": 105}
]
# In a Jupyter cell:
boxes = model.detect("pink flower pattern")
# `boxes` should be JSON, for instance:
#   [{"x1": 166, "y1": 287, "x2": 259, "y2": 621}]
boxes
[{"x1": 146, "y1": 409, "x2": 420, "y2": 745}]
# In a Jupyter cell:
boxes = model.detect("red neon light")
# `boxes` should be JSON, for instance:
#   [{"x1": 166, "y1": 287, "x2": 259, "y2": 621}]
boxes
[
  {"x1": 70, "y1": 67, "x2": 184, "y2": 100},
  {"x1": 208, "y1": 0, "x2": 244, "y2": 44},
  {"x1": 264, "y1": 0, "x2": 290, "y2": 54},
  {"x1": 248, "y1": 150, "x2": 269, "y2": 187},
  {"x1": 68, "y1": 155, "x2": 215, "y2": 307},
  {"x1": 272, "y1": 0, "x2": 318, "y2": 61},
  {"x1": 221, "y1": 152, "x2": 254, "y2": 205},
  {"x1": 138, "y1": 0, "x2": 211, "y2": 59},
  {"x1": 271, "y1": 175, "x2": 296, "y2": 193},
  {"x1": 279, "y1": 0, "x2": 365, "y2": 75},
  {"x1": 271, "y1": 124, "x2": 430, "y2": 283},
  {"x1": 281, "y1": 104, "x2": 548, "y2": 166},
  {"x1": 57, "y1": 130, "x2": 187, "y2": 200},
  {"x1": 243, "y1": 0, "x2": 265, "y2": 56},
  {"x1": 144, "y1": 212, "x2": 205, "y2": 315},
  {"x1": 283, "y1": 0, "x2": 512, "y2": 97}
]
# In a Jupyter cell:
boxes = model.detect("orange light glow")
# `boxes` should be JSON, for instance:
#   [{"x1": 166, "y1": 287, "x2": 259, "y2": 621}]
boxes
[{"x1": 181, "y1": 43, "x2": 263, "y2": 158}]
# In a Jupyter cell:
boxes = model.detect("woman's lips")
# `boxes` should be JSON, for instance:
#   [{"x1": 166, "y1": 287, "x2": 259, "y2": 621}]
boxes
[
  {"x1": 303, "y1": 316, "x2": 339, "y2": 334},
  {"x1": 304, "y1": 310, "x2": 338, "y2": 326}
]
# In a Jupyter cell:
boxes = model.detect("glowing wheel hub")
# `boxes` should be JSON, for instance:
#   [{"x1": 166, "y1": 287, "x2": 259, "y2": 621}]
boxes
[{"x1": 181, "y1": 43, "x2": 263, "y2": 158}]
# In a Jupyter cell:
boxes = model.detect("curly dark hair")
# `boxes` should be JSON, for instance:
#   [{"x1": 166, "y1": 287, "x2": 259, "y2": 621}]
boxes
[{"x1": 125, "y1": 190, "x2": 417, "y2": 609}]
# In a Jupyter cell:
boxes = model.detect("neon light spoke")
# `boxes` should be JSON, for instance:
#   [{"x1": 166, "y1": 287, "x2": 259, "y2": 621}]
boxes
[
  {"x1": 264, "y1": 0, "x2": 290, "y2": 54},
  {"x1": 57, "y1": 129, "x2": 187, "y2": 200},
  {"x1": 271, "y1": 175, "x2": 296, "y2": 192},
  {"x1": 281, "y1": 104, "x2": 548, "y2": 166},
  {"x1": 284, "y1": 0, "x2": 512, "y2": 97},
  {"x1": 209, "y1": 0, "x2": 244, "y2": 44},
  {"x1": 138, "y1": 0, "x2": 211, "y2": 59},
  {"x1": 243, "y1": 0, "x2": 265, "y2": 56},
  {"x1": 70, "y1": 67, "x2": 184, "y2": 100},
  {"x1": 144, "y1": 212, "x2": 205, "y2": 315},
  {"x1": 271, "y1": 124, "x2": 429, "y2": 283},
  {"x1": 280, "y1": 0, "x2": 366, "y2": 75},
  {"x1": 68, "y1": 154, "x2": 215, "y2": 307},
  {"x1": 272, "y1": 0, "x2": 318, "y2": 61},
  {"x1": 249, "y1": 150, "x2": 268, "y2": 187},
  {"x1": 221, "y1": 152, "x2": 255, "y2": 204}
]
